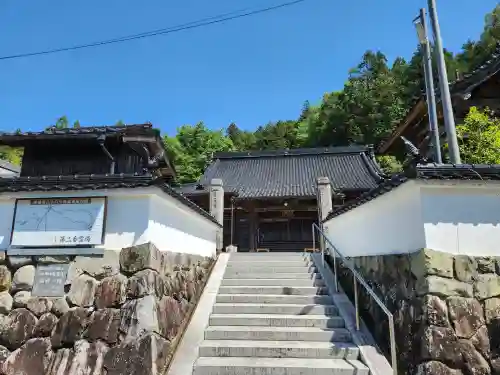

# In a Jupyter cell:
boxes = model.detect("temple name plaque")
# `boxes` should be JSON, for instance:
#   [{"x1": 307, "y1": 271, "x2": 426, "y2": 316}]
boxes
[{"x1": 32, "y1": 264, "x2": 70, "y2": 297}]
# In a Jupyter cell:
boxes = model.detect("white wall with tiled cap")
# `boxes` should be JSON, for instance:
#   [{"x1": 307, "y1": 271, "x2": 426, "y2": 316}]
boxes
[
  {"x1": 0, "y1": 186, "x2": 218, "y2": 257},
  {"x1": 323, "y1": 179, "x2": 500, "y2": 256}
]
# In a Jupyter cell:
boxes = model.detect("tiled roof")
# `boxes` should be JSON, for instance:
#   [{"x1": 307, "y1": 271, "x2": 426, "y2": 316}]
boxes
[
  {"x1": 0, "y1": 123, "x2": 160, "y2": 146},
  {"x1": 0, "y1": 123, "x2": 154, "y2": 138},
  {"x1": 323, "y1": 164, "x2": 500, "y2": 221},
  {"x1": 0, "y1": 174, "x2": 220, "y2": 226},
  {"x1": 187, "y1": 146, "x2": 384, "y2": 199}
]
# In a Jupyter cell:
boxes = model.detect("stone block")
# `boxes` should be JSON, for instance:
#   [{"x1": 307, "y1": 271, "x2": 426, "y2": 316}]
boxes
[
  {"x1": 67, "y1": 251, "x2": 120, "y2": 283},
  {"x1": 11, "y1": 265, "x2": 35, "y2": 293},
  {"x1": 459, "y1": 339, "x2": 490, "y2": 375},
  {"x1": 455, "y1": 256, "x2": 478, "y2": 283},
  {"x1": 51, "y1": 298, "x2": 70, "y2": 317},
  {"x1": 27, "y1": 297, "x2": 53, "y2": 317},
  {"x1": 45, "y1": 340, "x2": 108, "y2": 375},
  {"x1": 0, "y1": 266, "x2": 11, "y2": 292},
  {"x1": 416, "y1": 361, "x2": 463, "y2": 375},
  {"x1": 119, "y1": 295, "x2": 160, "y2": 343},
  {"x1": 94, "y1": 274, "x2": 127, "y2": 309},
  {"x1": 0, "y1": 345, "x2": 10, "y2": 370},
  {"x1": 12, "y1": 291, "x2": 30, "y2": 309},
  {"x1": 411, "y1": 248, "x2": 453, "y2": 279},
  {"x1": 474, "y1": 274, "x2": 500, "y2": 300},
  {"x1": 33, "y1": 313, "x2": 58, "y2": 338},
  {"x1": 423, "y1": 295, "x2": 449, "y2": 327},
  {"x1": 416, "y1": 275, "x2": 473, "y2": 298},
  {"x1": 2, "y1": 338, "x2": 52, "y2": 375},
  {"x1": 86, "y1": 308, "x2": 120, "y2": 345},
  {"x1": 158, "y1": 295, "x2": 184, "y2": 341},
  {"x1": 471, "y1": 325, "x2": 490, "y2": 359},
  {"x1": 2, "y1": 308, "x2": 38, "y2": 350},
  {"x1": 103, "y1": 332, "x2": 170, "y2": 375},
  {"x1": 127, "y1": 269, "x2": 164, "y2": 299},
  {"x1": 67, "y1": 274, "x2": 98, "y2": 307},
  {"x1": 477, "y1": 257, "x2": 496, "y2": 274},
  {"x1": 120, "y1": 242, "x2": 164, "y2": 275},
  {"x1": 447, "y1": 297, "x2": 485, "y2": 339},
  {"x1": 484, "y1": 297, "x2": 500, "y2": 324},
  {"x1": 7, "y1": 256, "x2": 32, "y2": 270},
  {"x1": 51, "y1": 308, "x2": 92, "y2": 349},
  {"x1": 0, "y1": 292, "x2": 13, "y2": 315},
  {"x1": 421, "y1": 326, "x2": 463, "y2": 367}
]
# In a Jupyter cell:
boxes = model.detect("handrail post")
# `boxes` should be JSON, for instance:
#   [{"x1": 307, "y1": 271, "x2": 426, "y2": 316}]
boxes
[
  {"x1": 389, "y1": 314, "x2": 397, "y2": 375},
  {"x1": 312, "y1": 224, "x2": 316, "y2": 254},
  {"x1": 354, "y1": 275, "x2": 360, "y2": 330},
  {"x1": 333, "y1": 250, "x2": 338, "y2": 293}
]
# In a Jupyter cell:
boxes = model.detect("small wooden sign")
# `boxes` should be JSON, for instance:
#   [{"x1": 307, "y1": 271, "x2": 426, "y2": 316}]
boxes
[{"x1": 32, "y1": 264, "x2": 70, "y2": 297}]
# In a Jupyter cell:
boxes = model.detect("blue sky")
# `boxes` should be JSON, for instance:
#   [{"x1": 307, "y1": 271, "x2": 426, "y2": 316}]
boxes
[{"x1": 0, "y1": 0, "x2": 497, "y2": 136}]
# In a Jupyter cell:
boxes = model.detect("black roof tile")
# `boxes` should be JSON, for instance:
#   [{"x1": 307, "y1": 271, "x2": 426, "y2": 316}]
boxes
[
  {"x1": 323, "y1": 163, "x2": 500, "y2": 221},
  {"x1": 187, "y1": 146, "x2": 384, "y2": 199},
  {"x1": 0, "y1": 123, "x2": 160, "y2": 146},
  {"x1": 0, "y1": 174, "x2": 220, "y2": 226}
]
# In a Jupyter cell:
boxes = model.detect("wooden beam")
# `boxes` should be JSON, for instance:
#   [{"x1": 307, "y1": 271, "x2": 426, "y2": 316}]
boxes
[{"x1": 377, "y1": 99, "x2": 427, "y2": 154}]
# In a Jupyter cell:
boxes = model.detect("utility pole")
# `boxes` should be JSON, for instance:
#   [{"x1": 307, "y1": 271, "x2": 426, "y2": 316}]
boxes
[
  {"x1": 427, "y1": 0, "x2": 461, "y2": 164},
  {"x1": 415, "y1": 8, "x2": 442, "y2": 164}
]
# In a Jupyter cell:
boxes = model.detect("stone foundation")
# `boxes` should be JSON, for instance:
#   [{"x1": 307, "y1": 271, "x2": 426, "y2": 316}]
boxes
[
  {"x1": 335, "y1": 249, "x2": 500, "y2": 375},
  {"x1": 0, "y1": 243, "x2": 214, "y2": 375}
]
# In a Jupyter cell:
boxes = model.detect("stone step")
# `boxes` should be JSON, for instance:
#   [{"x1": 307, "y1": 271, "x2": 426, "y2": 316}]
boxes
[
  {"x1": 224, "y1": 266, "x2": 315, "y2": 274},
  {"x1": 216, "y1": 294, "x2": 334, "y2": 305},
  {"x1": 220, "y1": 278, "x2": 324, "y2": 287},
  {"x1": 222, "y1": 272, "x2": 321, "y2": 280},
  {"x1": 230, "y1": 252, "x2": 307, "y2": 257},
  {"x1": 212, "y1": 303, "x2": 339, "y2": 315},
  {"x1": 198, "y1": 340, "x2": 360, "y2": 359},
  {"x1": 209, "y1": 314, "x2": 345, "y2": 328},
  {"x1": 227, "y1": 260, "x2": 311, "y2": 267},
  {"x1": 193, "y1": 357, "x2": 368, "y2": 375},
  {"x1": 218, "y1": 286, "x2": 327, "y2": 295},
  {"x1": 204, "y1": 326, "x2": 352, "y2": 342}
]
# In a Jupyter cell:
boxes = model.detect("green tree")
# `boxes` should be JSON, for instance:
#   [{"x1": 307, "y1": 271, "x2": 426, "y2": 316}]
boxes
[
  {"x1": 0, "y1": 146, "x2": 23, "y2": 166},
  {"x1": 376, "y1": 155, "x2": 403, "y2": 175},
  {"x1": 55, "y1": 116, "x2": 69, "y2": 129},
  {"x1": 453, "y1": 106, "x2": 500, "y2": 164},
  {"x1": 226, "y1": 123, "x2": 256, "y2": 150},
  {"x1": 164, "y1": 122, "x2": 234, "y2": 183}
]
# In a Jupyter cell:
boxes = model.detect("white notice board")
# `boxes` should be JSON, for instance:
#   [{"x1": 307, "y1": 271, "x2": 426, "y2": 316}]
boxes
[{"x1": 11, "y1": 197, "x2": 106, "y2": 247}]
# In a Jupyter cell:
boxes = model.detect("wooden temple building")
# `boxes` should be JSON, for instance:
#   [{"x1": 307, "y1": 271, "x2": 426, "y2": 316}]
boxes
[
  {"x1": 377, "y1": 47, "x2": 500, "y2": 159},
  {"x1": 177, "y1": 146, "x2": 385, "y2": 252}
]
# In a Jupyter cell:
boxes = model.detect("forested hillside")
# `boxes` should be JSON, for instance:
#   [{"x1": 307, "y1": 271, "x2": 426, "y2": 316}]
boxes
[{"x1": 2, "y1": 5, "x2": 500, "y2": 183}]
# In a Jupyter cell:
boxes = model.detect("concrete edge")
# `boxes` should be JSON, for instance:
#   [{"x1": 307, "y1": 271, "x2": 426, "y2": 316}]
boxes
[
  {"x1": 309, "y1": 253, "x2": 394, "y2": 375},
  {"x1": 167, "y1": 253, "x2": 230, "y2": 375}
]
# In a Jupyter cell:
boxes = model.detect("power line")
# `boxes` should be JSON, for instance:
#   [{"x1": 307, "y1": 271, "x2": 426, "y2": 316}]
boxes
[{"x1": 0, "y1": 0, "x2": 308, "y2": 61}]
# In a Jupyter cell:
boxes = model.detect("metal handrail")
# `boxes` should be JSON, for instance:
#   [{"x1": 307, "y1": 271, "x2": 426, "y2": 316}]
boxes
[{"x1": 311, "y1": 223, "x2": 397, "y2": 375}]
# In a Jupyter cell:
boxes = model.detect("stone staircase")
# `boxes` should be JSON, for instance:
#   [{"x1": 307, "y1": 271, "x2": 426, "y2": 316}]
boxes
[{"x1": 192, "y1": 252, "x2": 369, "y2": 375}]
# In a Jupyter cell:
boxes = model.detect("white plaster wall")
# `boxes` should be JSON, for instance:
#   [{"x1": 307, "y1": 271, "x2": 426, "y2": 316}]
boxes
[
  {"x1": 420, "y1": 183, "x2": 500, "y2": 256},
  {"x1": 0, "y1": 187, "x2": 218, "y2": 257},
  {"x1": 324, "y1": 181, "x2": 425, "y2": 257},
  {"x1": 324, "y1": 180, "x2": 500, "y2": 257}
]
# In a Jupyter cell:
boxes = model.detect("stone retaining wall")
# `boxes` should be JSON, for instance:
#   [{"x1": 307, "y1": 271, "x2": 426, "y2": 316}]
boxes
[
  {"x1": 337, "y1": 249, "x2": 500, "y2": 375},
  {"x1": 0, "y1": 243, "x2": 213, "y2": 375}
]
